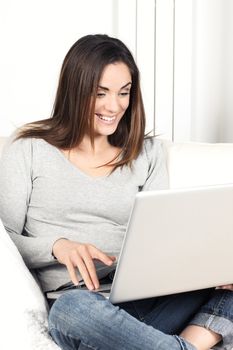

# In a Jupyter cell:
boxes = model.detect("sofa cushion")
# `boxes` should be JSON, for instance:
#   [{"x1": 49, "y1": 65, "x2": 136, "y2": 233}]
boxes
[{"x1": 166, "y1": 142, "x2": 233, "y2": 189}]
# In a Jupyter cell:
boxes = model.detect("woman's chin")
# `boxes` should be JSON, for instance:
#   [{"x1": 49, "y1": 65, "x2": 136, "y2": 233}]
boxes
[
  {"x1": 96, "y1": 129, "x2": 117, "y2": 137},
  {"x1": 94, "y1": 123, "x2": 119, "y2": 137}
]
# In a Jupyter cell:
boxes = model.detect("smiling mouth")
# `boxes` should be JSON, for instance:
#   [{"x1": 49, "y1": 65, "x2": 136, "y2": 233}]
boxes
[{"x1": 95, "y1": 114, "x2": 117, "y2": 123}]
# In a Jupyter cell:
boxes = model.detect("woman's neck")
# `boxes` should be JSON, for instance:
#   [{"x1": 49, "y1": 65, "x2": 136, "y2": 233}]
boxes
[
  {"x1": 76, "y1": 135, "x2": 111, "y2": 155},
  {"x1": 61, "y1": 135, "x2": 121, "y2": 177}
]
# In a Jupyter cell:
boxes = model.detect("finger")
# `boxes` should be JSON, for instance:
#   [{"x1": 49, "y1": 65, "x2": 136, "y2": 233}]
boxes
[
  {"x1": 216, "y1": 284, "x2": 233, "y2": 290},
  {"x1": 109, "y1": 255, "x2": 117, "y2": 262},
  {"x1": 90, "y1": 246, "x2": 116, "y2": 266},
  {"x1": 82, "y1": 255, "x2": 100, "y2": 289},
  {"x1": 73, "y1": 254, "x2": 94, "y2": 290},
  {"x1": 66, "y1": 260, "x2": 79, "y2": 286},
  {"x1": 222, "y1": 285, "x2": 233, "y2": 290}
]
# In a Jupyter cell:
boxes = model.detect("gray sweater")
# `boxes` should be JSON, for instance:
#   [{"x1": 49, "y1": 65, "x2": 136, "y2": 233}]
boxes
[{"x1": 0, "y1": 137, "x2": 168, "y2": 292}]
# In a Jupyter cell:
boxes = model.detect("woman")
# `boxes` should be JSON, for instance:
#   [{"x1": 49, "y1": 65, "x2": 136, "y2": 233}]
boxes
[{"x1": 0, "y1": 34, "x2": 232, "y2": 350}]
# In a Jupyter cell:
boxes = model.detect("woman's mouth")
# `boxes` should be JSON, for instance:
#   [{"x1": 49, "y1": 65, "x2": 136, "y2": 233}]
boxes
[{"x1": 95, "y1": 114, "x2": 117, "y2": 124}]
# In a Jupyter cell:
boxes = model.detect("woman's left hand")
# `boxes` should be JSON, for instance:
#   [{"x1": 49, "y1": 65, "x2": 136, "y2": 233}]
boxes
[{"x1": 216, "y1": 284, "x2": 233, "y2": 291}]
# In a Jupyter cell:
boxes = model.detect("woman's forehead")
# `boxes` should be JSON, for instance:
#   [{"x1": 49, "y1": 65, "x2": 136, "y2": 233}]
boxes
[{"x1": 98, "y1": 63, "x2": 132, "y2": 90}]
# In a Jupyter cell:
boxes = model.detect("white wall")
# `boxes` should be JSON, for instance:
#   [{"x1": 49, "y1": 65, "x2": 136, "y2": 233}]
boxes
[
  {"x1": 220, "y1": 0, "x2": 233, "y2": 142},
  {"x1": 155, "y1": 0, "x2": 233, "y2": 143},
  {"x1": 173, "y1": 0, "x2": 193, "y2": 142},
  {"x1": 173, "y1": 0, "x2": 233, "y2": 143},
  {"x1": 0, "y1": 0, "x2": 118, "y2": 136},
  {"x1": 154, "y1": 0, "x2": 175, "y2": 140},
  {"x1": 190, "y1": 0, "x2": 226, "y2": 142}
]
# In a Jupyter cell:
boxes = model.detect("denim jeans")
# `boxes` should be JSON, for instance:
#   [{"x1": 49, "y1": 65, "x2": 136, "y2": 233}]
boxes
[{"x1": 48, "y1": 288, "x2": 233, "y2": 350}]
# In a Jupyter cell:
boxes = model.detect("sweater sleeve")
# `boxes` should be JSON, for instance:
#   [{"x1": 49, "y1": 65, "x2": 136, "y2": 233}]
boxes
[
  {"x1": 0, "y1": 137, "x2": 58, "y2": 269},
  {"x1": 142, "y1": 138, "x2": 169, "y2": 191}
]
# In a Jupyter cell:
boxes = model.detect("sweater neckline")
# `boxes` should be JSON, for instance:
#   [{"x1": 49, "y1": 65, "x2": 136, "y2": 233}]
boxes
[{"x1": 53, "y1": 145, "x2": 117, "y2": 181}]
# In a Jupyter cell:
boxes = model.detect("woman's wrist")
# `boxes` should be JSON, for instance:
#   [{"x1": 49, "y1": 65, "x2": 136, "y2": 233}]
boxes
[{"x1": 52, "y1": 238, "x2": 68, "y2": 258}]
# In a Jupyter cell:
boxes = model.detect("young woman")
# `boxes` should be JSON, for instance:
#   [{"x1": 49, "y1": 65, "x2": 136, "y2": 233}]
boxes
[{"x1": 0, "y1": 34, "x2": 232, "y2": 350}]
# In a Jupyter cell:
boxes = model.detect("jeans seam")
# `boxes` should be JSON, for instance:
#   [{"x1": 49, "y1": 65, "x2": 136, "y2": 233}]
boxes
[
  {"x1": 131, "y1": 301, "x2": 145, "y2": 322},
  {"x1": 173, "y1": 335, "x2": 189, "y2": 350},
  {"x1": 212, "y1": 291, "x2": 228, "y2": 314},
  {"x1": 139, "y1": 304, "x2": 160, "y2": 324}
]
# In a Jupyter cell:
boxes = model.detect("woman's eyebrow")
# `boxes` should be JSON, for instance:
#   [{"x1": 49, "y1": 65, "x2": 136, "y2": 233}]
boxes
[{"x1": 97, "y1": 82, "x2": 132, "y2": 91}]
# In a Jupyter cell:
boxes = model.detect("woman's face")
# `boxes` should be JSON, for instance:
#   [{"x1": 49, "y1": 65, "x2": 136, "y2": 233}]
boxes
[{"x1": 93, "y1": 62, "x2": 132, "y2": 137}]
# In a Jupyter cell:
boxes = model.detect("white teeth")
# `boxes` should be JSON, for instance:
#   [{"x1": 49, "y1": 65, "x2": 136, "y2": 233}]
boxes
[{"x1": 96, "y1": 114, "x2": 116, "y2": 122}]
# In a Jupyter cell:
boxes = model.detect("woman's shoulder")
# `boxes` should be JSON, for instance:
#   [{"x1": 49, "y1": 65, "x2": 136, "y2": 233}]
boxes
[
  {"x1": 143, "y1": 136, "x2": 162, "y2": 148},
  {"x1": 2, "y1": 133, "x2": 31, "y2": 155},
  {"x1": 132, "y1": 137, "x2": 166, "y2": 172},
  {"x1": 2, "y1": 133, "x2": 52, "y2": 160},
  {"x1": 142, "y1": 136, "x2": 166, "y2": 161}
]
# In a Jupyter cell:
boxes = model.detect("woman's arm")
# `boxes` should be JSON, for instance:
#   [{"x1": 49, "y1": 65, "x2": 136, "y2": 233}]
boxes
[{"x1": 0, "y1": 137, "x2": 58, "y2": 269}]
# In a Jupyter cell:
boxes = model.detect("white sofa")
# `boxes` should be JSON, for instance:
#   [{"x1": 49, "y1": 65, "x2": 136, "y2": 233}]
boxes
[{"x1": 0, "y1": 137, "x2": 233, "y2": 349}]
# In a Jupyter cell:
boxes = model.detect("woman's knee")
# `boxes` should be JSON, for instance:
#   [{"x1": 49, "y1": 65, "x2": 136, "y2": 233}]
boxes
[
  {"x1": 48, "y1": 290, "x2": 105, "y2": 333},
  {"x1": 48, "y1": 290, "x2": 116, "y2": 349}
]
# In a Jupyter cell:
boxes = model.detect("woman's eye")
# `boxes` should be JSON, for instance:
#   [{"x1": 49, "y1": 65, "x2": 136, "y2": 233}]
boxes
[
  {"x1": 97, "y1": 92, "x2": 106, "y2": 97},
  {"x1": 119, "y1": 92, "x2": 130, "y2": 96}
]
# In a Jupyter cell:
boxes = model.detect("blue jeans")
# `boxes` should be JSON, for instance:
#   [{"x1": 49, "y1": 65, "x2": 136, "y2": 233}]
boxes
[{"x1": 48, "y1": 288, "x2": 233, "y2": 350}]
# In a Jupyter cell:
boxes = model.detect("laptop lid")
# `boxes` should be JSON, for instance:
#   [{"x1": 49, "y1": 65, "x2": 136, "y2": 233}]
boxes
[{"x1": 109, "y1": 184, "x2": 233, "y2": 304}]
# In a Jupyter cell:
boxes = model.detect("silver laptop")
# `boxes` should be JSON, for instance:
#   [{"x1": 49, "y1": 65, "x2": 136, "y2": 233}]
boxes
[{"x1": 47, "y1": 184, "x2": 233, "y2": 304}]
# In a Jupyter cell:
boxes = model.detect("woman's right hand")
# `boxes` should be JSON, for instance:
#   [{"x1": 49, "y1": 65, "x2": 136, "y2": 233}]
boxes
[{"x1": 52, "y1": 238, "x2": 116, "y2": 290}]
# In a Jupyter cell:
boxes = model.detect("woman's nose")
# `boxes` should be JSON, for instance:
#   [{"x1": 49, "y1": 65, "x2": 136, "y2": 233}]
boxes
[{"x1": 105, "y1": 95, "x2": 120, "y2": 113}]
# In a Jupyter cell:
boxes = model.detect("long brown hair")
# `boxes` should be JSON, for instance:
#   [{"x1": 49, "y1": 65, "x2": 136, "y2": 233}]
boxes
[{"x1": 16, "y1": 34, "x2": 146, "y2": 168}]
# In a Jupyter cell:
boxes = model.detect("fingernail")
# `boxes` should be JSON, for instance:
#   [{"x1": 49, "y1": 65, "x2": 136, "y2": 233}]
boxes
[{"x1": 88, "y1": 284, "x2": 94, "y2": 290}]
